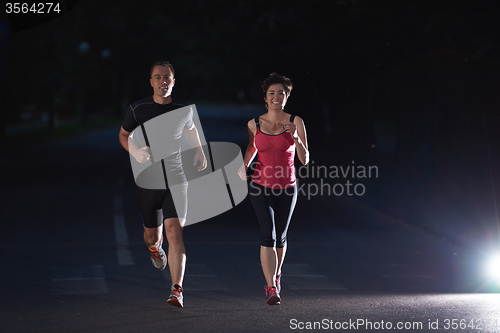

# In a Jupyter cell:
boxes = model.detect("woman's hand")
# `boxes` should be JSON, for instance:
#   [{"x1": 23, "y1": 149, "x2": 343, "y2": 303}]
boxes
[
  {"x1": 283, "y1": 122, "x2": 298, "y2": 139},
  {"x1": 238, "y1": 163, "x2": 248, "y2": 180}
]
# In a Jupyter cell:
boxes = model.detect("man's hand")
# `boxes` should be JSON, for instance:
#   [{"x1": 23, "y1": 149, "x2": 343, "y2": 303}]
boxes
[
  {"x1": 193, "y1": 148, "x2": 207, "y2": 171},
  {"x1": 131, "y1": 146, "x2": 151, "y2": 163}
]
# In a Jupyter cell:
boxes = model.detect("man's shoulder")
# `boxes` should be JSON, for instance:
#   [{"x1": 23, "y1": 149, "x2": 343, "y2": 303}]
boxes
[
  {"x1": 130, "y1": 97, "x2": 189, "y2": 110},
  {"x1": 170, "y1": 99, "x2": 190, "y2": 109},
  {"x1": 130, "y1": 96, "x2": 154, "y2": 110}
]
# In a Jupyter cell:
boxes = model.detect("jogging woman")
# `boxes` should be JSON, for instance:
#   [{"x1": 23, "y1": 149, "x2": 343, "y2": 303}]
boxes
[{"x1": 239, "y1": 73, "x2": 309, "y2": 305}]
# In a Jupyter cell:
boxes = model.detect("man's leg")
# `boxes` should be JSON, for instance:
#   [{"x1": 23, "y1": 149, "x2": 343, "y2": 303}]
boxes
[
  {"x1": 164, "y1": 217, "x2": 186, "y2": 286},
  {"x1": 164, "y1": 217, "x2": 186, "y2": 307},
  {"x1": 143, "y1": 223, "x2": 167, "y2": 271},
  {"x1": 143, "y1": 225, "x2": 162, "y2": 249}
]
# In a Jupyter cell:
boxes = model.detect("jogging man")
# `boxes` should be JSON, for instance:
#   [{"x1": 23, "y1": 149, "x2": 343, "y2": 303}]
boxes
[{"x1": 118, "y1": 61, "x2": 207, "y2": 307}]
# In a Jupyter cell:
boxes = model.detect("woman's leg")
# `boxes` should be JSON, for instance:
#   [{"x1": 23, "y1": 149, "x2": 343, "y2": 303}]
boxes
[
  {"x1": 273, "y1": 185, "x2": 297, "y2": 277},
  {"x1": 250, "y1": 182, "x2": 278, "y2": 286},
  {"x1": 276, "y1": 244, "x2": 287, "y2": 276},
  {"x1": 260, "y1": 245, "x2": 278, "y2": 286}
]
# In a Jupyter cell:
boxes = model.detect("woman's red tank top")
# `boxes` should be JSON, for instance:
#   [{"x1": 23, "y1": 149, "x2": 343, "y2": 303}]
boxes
[{"x1": 252, "y1": 115, "x2": 296, "y2": 189}]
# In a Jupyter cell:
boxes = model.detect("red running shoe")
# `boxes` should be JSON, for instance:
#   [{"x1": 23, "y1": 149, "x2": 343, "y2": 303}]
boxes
[{"x1": 264, "y1": 285, "x2": 281, "y2": 305}]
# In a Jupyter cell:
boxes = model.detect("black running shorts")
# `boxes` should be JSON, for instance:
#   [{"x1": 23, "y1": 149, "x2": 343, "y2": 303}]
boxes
[{"x1": 136, "y1": 184, "x2": 187, "y2": 228}]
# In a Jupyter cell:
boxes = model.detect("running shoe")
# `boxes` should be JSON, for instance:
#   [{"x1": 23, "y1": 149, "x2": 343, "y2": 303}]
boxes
[
  {"x1": 167, "y1": 284, "x2": 184, "y2": 307},
  {"x1": 275, "y1": 273, "x2": 281, "y2": 294},
  {"x1": 149, "y1": 236, "x2": 167, "y2": 271},
  {"x1": 264, "y1": 285, "x2": 281, "y2": 305}
]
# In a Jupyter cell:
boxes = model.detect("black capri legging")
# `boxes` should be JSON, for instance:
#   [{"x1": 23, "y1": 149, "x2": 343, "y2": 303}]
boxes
[{"x1": 249, "y1": 181, "x2": 297, "y2": 248}]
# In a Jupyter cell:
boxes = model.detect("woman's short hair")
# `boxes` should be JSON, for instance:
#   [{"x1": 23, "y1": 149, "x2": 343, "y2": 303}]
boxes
[{"x1": 261, "y1": 73, "x2": 293, "y2": 97}]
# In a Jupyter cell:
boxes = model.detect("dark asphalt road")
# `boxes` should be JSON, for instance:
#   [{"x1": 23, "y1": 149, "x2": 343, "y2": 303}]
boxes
[{"x1": 1, "y1": 108, "x2": 500, "y2": 332}]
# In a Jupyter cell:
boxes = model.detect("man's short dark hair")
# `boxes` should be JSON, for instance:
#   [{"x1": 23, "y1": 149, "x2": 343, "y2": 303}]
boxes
[{"x1": 150, "y1": 61, "x2": 175, "y2": 77}]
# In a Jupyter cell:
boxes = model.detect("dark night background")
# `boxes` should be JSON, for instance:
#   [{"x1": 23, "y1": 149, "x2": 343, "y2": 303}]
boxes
[{"x1": 1, "y1": 0, "x2": 500, "y2": 247}]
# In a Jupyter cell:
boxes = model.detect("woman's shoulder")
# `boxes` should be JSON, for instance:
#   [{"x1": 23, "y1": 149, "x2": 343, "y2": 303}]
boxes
[
  {"x1": 248, "y1": 114, "x2": 266, "y2": 127},
  {"x1": 291, "y1": 114, "x2": 304, "y2": 123},
  {"x1": 247, "y1": 117, "x2": 258, "y2": 132}
]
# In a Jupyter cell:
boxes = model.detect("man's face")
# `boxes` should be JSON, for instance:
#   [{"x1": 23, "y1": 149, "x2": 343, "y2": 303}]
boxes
[{"x1": 150, "y1": 65, "x2": 175, "y2": 98}]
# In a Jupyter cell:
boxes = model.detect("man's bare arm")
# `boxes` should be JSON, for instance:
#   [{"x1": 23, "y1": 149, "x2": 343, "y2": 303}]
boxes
[
  {"x1": 119, "y1": 126, "x2": 150, "y2": 163},
  {"x1": 183, "y1": 125, "x2": 207, "y2": 171}
]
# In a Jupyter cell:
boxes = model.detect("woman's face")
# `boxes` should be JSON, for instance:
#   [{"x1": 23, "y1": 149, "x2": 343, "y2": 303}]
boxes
[{"x1": 265, "y1": 83, "x2": 288, "y2": 110}]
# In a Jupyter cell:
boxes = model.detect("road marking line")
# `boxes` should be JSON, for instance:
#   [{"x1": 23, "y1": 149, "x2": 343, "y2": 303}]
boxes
[
  {"x1": 361, "y1": 263, "x2": 437, "y2": 280},
  {"x1": 282, "y1": 263, "x2": 347, "y2": 290},
  {"x1": 381, "y1": 274, "x2": 437, "y2": 279},
  {"x1": 162, "y1": 264, "x2": 230, "y2": 290},
  {"x1": 114, "y1": 195, "x2": 133, "y2": 266},
  {"x1": 50, "y1": 265, "x2": 109, "y2": 295}
]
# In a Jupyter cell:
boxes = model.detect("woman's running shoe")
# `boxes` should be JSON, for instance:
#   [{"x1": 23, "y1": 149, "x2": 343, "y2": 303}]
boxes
[{"x1": 264, "y1": 285, "x2": 281, "y2": 305}]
